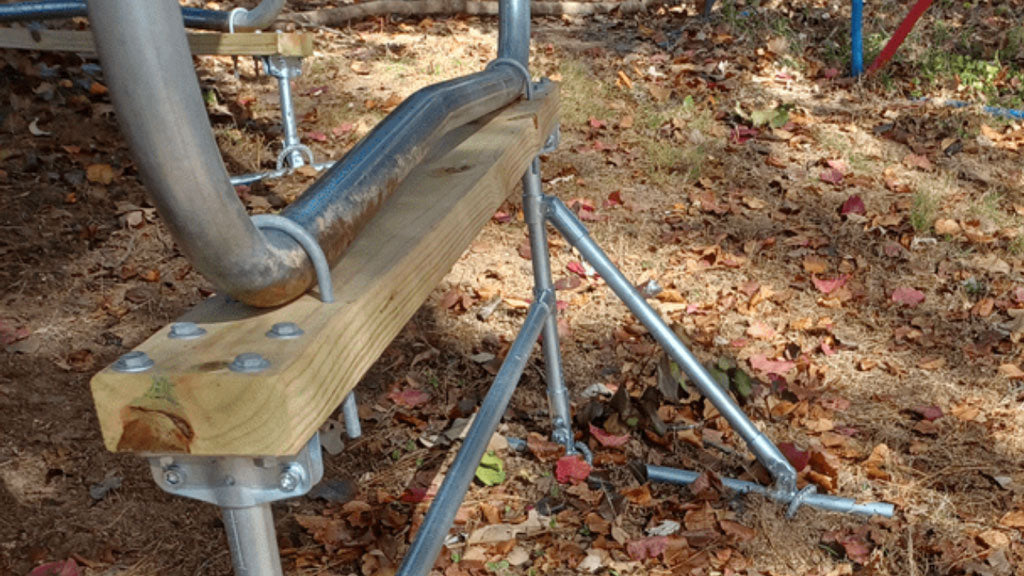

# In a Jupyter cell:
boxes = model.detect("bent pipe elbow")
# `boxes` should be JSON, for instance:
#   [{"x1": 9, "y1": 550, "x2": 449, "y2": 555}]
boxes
[
  {"x1": 2, "y1": 0, "x2": 284, "y2": 30},
  {"x1": 90, "y1": 0, "x2": 526, "y2": 308}
]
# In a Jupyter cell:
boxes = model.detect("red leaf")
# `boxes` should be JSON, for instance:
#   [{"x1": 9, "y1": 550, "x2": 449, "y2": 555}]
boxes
[
  {"x1": 749, "y1": 354, "x2": 795, "y2": 376},
  {"x1": 29, "y1": 560, "x2": 80, "y2": 576},
  {"x1": 588, "y1": 116, "x2": 606, "y2": 129},
  {"x1": 492, "y1": 210, "x2": 513, "y2": 224},
  {"x1": 822, "y1": 68, "x2": 841, "y2": 79},
  {"x1": 812, "y1": 274, "x2": 849, "y2": 295},
  {"x1": 892, "y1": 287, "x2": 925, "y2": 307},
  {"x1": 839, "y1": 534, "x2": 871, "y2": 564},
  {"x1": 0, "y1": 320, "x2": 30, "y2": 346},
  {"x1": 840, "y1": 195, "x2": 866, "y2": 215},
  {"x1": 820, "y1": 168, "x2": 844, "y2": 185},
  {"x1": 306, "y1": 130, "x2": 328, "y2": 142},
  {"x1": 911, "y1": 405, "x2": 943, "y2": 421},
  {"x1": 827, "y1": 159, "x2": 849, "y2": 174},
  {"x1": 778, "y1": 442, "x2": 810, "y2": 471},
  {"x1": 566, "y1": 261, "x2": 588, "y2": 278},
  {"x1": 331, "y1": 122, "x2": 355, "y2": 136},
  {"x1": 730, "y1": 125, "x2": 758, "y2": 144},
  {"x1": 387, "y1": 386, "x2": 430, "y2": 408},
  {"x1": 820, "y1": 339, "x2": 836, "y2": 356},
  {"x1": 588, "y1": 423, "x2": 630, "y2": 448},
  {"x1": 626, "y1": 536, "x2": 668, "y2": 560},
  {"x1": 604, "y1": 190, "x2": 624, "y2": 207},
  {"x1": 555, "y1": 455, "x2": 591, "y2": 484},
  {"x1": 400, "y1": 486, "x2": 428, "y2": 503}
]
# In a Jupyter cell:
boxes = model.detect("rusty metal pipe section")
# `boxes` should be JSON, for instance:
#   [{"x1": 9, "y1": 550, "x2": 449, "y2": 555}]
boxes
[
  {"x1": 89, "y1": 0, "x2": 529, "y2": 307},
  {"x1": 1, "y1": 0, "x2": 285, "y2": 31}
]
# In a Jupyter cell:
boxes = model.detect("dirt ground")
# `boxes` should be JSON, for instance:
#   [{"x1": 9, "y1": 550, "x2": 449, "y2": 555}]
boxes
[{"x1": 2, "y1": 1, "x2": 1024, "y2": 575}]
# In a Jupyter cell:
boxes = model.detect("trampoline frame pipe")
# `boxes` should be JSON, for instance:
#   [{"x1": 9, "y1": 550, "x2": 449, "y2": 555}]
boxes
[
  {"x1": 647, "y1": 465, "x2": 894, "y2": 517},
  {"x1": 88, "y1": 0, "x2": 531, "y2": 308},
  {"x1": 396, "y1": 290, "x2": 555, "y2": 576},
  {"x1": 544, "y1": 197, "x2": 799, "y2": 497},
  {"x1": 0, "y1": 0, "x2": 286, "y2": 31}
]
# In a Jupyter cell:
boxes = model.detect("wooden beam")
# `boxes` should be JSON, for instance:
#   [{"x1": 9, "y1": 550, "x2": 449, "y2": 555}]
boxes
[
  {"x1": 0, "y1": 28, "x2": 313, "y2": 57},
  {"x1": 90, "y1": 86, "x2": 559, "y2": 457}
]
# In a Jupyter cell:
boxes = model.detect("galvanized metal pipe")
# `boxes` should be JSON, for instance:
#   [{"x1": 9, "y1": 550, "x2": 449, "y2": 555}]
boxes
[
  {"x1": 282, "y1": 67, "x2": 526, "y2": 274},
  {"x1": 544, "y1": 197, "x2": 799, "y2": 495},
  {"x1": 342, "y1": 393, "x2": 361, "y2": 439},
  {"x1": 0, "y1": 0, "x2": 285, "y2": 30},
  {"x1": 497, "y1": 0, "x2": 530, "y2": 67},
  {"x1": 89, "y1": 0, "x2": 527, "y2": 307},
  {"x1": 222, "y1": 504, "x2": 283, "y2": 576},
  {"x1": 646, "y1": 466, "x2": 895, "y2": 517},
  {"x1": 230, "y1": 161, "x2": 335, "y2": 186},
  {"x1": 522, "y1": 159, "x2": 573, "y2": 451},
  {"x1": 397, "y1": 290, "x2": 555, "y2": 576}
]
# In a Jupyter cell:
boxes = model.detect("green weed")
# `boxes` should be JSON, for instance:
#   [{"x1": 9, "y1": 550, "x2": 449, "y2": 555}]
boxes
[
  {"x1": 558, "y1": 59, "x2": 616, "y2": 128},
  {"x1": 910, "y1": 190, "x2": 938, "y2": 234}
]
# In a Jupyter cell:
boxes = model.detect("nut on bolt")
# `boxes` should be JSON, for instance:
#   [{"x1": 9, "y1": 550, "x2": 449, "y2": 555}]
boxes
[
  {"x1": 266, "y1": 322, "x2": 303, "y2": 339},
  {"x1": 229, "y1": 352, "x2": 270, "y2": 373},
  {"x1": 112, "y1": 351, "x2": 155, "y2": 373},
  {"x1": 168, "y1": 322, "x2": 206, "y2": 340},
  {"x1": 163, "y1": 465, "x2": 185, "y2": 487},
  {"x1": 278, "y1": 464, "x2": 305, "y2": 492}
]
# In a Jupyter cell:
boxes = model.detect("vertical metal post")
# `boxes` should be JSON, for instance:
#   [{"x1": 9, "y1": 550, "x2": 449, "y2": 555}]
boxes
[
  {"x1": 272, "y1": 56, "x2": 305, "y2": 168},
  {"x1": 395, "y1": 291, "x2": 555, "y2": 576},
  {"x1": 522, "y1": 159, "x2": 574, "y2": 451},
  {"x1": 497, "y1": 0, "x2": 530, "y2": 68},
  {"x1": 342, "y1": 392, "x2": 361, "y2": 438},
  {"x1": 544, "y1": 197, "x2": 798, "y2": 495},
  {"x1": 222, "y1": 504, "x2": 283, "y2": 576}
]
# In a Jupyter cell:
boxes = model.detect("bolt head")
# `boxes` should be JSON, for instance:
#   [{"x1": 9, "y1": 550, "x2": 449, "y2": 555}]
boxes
[
  {"x1": 229, "y1": 352, "x2": 270, "y2": 373},
  {"x1": 266, "y1": 322, "x2": 304, "y2": 339},
  {"x1": 278, "y1": 464, "x2": 305, "y2": 492},
  {"x1": 169, "y1": 322, "x2": 206, "y2": 340},
  {"x1": 163, "y1": 466, "x2": 184, "y2": 487},
  {"x1": 278, "y1": 472, "x2": 299, "y2": 492},
  {"x1": 113, "y1": 351, "x2": 154, "y2": 373}
]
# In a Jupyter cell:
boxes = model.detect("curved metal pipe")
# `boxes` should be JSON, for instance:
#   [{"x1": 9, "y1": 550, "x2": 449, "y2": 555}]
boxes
[
  {"x1": 0, "y1": 0, "x2": 285, "y2": 30},
  {"x1": 89, "y1": 0, "x2": 528, "y2": 307}
]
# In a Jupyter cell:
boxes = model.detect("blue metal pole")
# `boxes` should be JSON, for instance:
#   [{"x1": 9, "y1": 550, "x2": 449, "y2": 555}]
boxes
[{"x1": 851, "y1": 0, "x2": 864, "y2": 76}]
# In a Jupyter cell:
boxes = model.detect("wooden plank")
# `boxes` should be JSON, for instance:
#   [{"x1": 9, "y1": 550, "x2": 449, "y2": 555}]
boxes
[
  {"x1": 90, "y1": 86, "x2": 559, "y2": 457},
  {"x1": 0, "y1": 28, "x2": 313, "y2": 57}
]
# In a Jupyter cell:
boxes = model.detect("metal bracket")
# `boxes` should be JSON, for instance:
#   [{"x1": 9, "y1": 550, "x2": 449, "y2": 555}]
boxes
[
  {"x1": 251, "y1": 214, "x2": 334, "y2": 303},
  {"x1": 540, "y1": 123, "x2": 560, "y2": 155},
  {"x1": 227, "y1": 7, "x2": 248, "y2": 34},
  {"x1": 275, "y1": 143, "x2": 316, "y2": 170},
  {"x1": 148, "y1": 432, "x2": 324, "y2": 508},
  {"x1": 262, "y1": 54, "x2": 302, "y2": 79},
  {"x1": 486, "y1": 58, "x2": 532, "y2": 100}
]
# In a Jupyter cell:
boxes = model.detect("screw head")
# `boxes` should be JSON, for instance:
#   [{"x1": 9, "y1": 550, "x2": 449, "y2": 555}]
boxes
[
  {"x1": 266, "y1": 322, "x2": 304, "y2": 340},
  {"x1": 163, "y1": 466, "x2": 185, "y2": 487},
  {"x1": 229, "y1": 352, "x2": 270, "y2": 373},
  {"x1": 169, "y1": 322, "x2": 206, "y2": 340},
  {"x1": 113, "y1": 351, "x2": 154, "y2": 373},
  {"x1": 278, "y1": 465, "x2": 305, "y2": 492}
]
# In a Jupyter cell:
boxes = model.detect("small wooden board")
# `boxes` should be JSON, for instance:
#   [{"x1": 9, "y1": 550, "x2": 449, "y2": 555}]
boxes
[
  {"x1": 0, "y1": 28, "x2": 313, "y2": 57},
  {"x1": 91, "y1": 85, "x2": 559, "y2": 456}
]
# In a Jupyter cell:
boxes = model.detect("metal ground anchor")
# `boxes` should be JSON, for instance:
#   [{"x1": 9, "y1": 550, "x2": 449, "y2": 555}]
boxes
[{"x1": 262, "y1": 53, "x2": 307, "y2": 170}]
